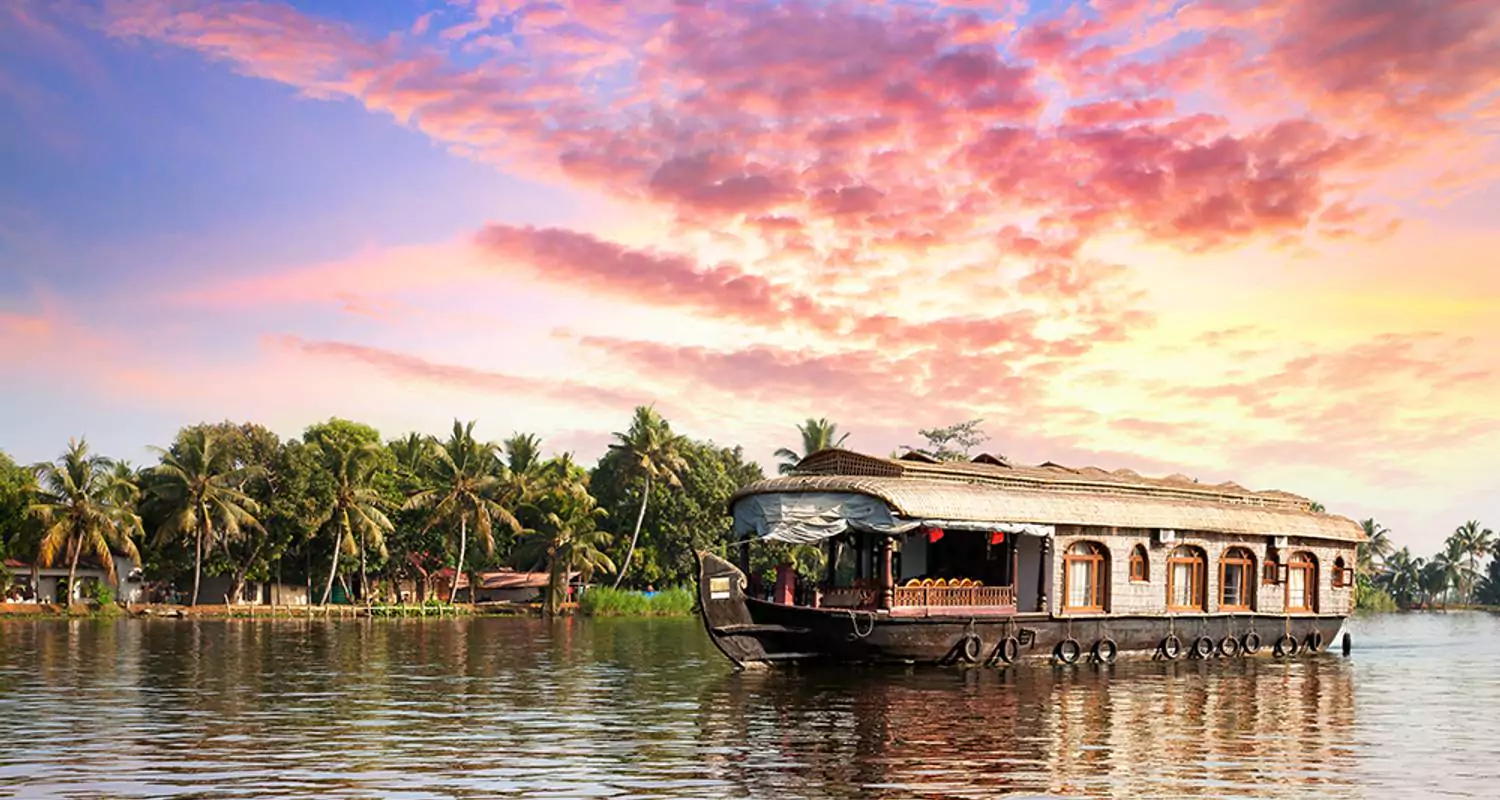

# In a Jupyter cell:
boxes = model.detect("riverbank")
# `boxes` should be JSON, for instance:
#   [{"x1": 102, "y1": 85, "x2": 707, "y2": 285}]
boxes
[{"x1": 0, "y1": 589, "x2": 700, "y2": 620}]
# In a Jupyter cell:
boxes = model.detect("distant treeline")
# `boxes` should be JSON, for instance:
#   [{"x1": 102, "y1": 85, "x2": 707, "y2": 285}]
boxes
[
  {"x1": 0, "y1": 408, "x2": 787, "y2": 615},
  {"x1": 1356, "y1": 519, "x2": 1499, "y2": 610}
]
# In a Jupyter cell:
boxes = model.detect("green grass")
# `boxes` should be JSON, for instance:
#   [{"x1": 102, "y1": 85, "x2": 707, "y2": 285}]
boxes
[{"x1": 579, "y1": 586, "x2": 696, "y2": 617}]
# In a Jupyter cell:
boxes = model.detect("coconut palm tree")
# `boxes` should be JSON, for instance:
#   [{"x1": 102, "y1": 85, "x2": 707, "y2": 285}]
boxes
[
  {"x1": 514, "y1": 455, "x2": 614, "y2": 615},
  {"x1": 1430, "y1": 537, "x2": 1468, "y2": 607},
  {"x1": 1377, "y1": 547, "x2": 1424, "y2": 607},
  {"x1": 608, "y1": 406, "x2": 687, "y2": 588},
  {"x1": 1451, "y1": 520, "x2": 1494, "y2": 604},
  {"x1": 142, "y1": 428, "x2": 261, "y2": 606},
  {"x1": 774, "y1": 418, "x2": 850, "y2": 475},
  {"x1": 28, "y1": 439, "x2": 142, "y2": 605},
  {"x1": 316, "y1": 439, "x2": 394, "y2": 605},
  {"x1": 404, "y1": 420, "x2": 520, "y2": 603},
  {"x1": 1357, "y1": 518, "x2": 1394, "y2": 578}
]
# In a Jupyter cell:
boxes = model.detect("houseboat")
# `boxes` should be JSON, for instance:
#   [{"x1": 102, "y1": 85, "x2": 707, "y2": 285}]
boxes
[{"x1": 696, "y1": 449, "x2": 1364, "y2": 668}]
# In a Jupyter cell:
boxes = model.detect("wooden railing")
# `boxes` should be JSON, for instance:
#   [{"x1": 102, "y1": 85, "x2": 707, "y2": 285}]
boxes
[
  {"x1": 820, "y1": 585, "x2": 878, "y2": 608},
  {"x1": 894, "y1": 584, "x2": 1016, "y2": 608}
]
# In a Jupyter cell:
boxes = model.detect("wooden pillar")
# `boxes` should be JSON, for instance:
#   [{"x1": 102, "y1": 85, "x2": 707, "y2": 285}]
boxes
[
  {"x1": 737, "y1": 537, "x2": 751, "y2": 575},
  {"x1": 878, "y1": 536, "x2": 894, "y2": 610},
  {"x1": 855, "y1": 533, "x2": 866, "y2": 582},
  {"x1": 1009, "y1": 533, "x2": 1019, "y2": 588},
  {"x1": 1036, "y1": 535, "x2": 1051, "y2": 612},
  {"x1": 824, "y1": 540, "x2": 839, "y2": 588}
]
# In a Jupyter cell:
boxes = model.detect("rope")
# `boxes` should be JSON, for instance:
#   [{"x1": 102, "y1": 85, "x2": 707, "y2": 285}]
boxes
[{"x1": 847, "y1": 609, "x2": 875, "y2": 638}]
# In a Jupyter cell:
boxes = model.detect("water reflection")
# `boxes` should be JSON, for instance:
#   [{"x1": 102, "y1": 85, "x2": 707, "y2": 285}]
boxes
[
  {"x1": 0, "y1": 613, "x2": 1495, "y2": 798},
  {"x1": 697, "y1": 656, "x2": 1360, "y2": 798}
]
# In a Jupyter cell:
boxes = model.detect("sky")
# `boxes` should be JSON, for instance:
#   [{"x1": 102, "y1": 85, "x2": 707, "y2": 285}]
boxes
[{"x1": 1, "y1": 0, "x2": 1497, "y2": 557}]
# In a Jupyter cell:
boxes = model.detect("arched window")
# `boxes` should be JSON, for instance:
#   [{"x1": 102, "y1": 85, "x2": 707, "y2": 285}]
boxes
[
  {"x1": 1332, "y1": 556, "x2": 1353, "y2": 588},
  {"x1": 1129, "y1": 544, "x2": 1149, "y2": 582},
  {"x1": 1287, "y1": 552, "x2": 1317, "y2": 612},
  {"x1": 1219, "y1": 547, "x2": 1256, "y2": 611},
  {"x1": 1063, "y1": 541, "x2": 1108, "y2": 612},
  {"x1": 1166, "y1": 545, "x2": 1207, "y2": 611}
]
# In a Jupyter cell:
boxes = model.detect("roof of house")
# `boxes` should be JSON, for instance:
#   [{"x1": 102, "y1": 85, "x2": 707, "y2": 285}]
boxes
[
  {"x1": 731, "y1": 449, "x2": 1365, "y2": 543},
  {"x1": 476, "y1": 569, "x2": 573, "y2": 591}
]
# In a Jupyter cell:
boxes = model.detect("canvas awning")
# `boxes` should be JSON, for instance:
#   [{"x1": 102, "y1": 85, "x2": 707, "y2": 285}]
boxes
[{"x1": 732, "y1": 491, "x2": 1054, "y2": 544}]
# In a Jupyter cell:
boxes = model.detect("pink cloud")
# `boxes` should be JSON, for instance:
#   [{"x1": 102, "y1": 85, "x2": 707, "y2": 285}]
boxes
[{"x1": 274, "y1": 335, "x2": 648, "y2": 409}]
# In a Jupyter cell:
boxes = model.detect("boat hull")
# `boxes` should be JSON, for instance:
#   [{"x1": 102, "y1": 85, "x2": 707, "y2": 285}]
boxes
[{"x1": 697, "y1": 551, "x2": 1350, "y2": 668}]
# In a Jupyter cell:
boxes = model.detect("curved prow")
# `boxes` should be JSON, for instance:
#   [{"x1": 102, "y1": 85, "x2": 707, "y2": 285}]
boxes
[{"x1": 696, "y1": 550, "x2": 762, "y2": 669}]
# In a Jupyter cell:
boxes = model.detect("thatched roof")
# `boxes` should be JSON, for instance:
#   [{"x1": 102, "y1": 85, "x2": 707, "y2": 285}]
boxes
[{"x1": 732, "y1": 449, "x2": 1364, "y2": 543}]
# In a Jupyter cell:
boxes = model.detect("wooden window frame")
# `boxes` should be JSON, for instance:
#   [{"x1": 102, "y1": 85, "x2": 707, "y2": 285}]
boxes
[
  {"x1": 1262, "y1": 559, "x2": 1283, "y2": 585},
  {"x1": 1331, "y1": 558, "x2": 1353, "y2": 589},
  {"x1": 1128, "y1": 545, "x2": 1148, "y2": 583},
  {"x1": 1166, "y1": 546, "x2": 1207, "y2": 612},
  {"x1": 1062, "y1": 541, "x2": 1107, "y2": 613},
  {"x1": 1286, "y1": 552, "x2": 1317, "y2": 613},
  {"x1": 1219, "y1": 548, "x2": 1255, "y2": 612}
]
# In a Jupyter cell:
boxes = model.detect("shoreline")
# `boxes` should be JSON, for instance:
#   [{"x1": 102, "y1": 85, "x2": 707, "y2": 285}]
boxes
[{"x1": 0, "y1": 600, "x2": 701, "y2": 620}]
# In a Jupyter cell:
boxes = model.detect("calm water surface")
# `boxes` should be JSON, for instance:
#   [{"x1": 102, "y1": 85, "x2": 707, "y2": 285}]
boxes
[{"x1": 1, "y1": 612, "x2": 1497, "y2": 798}]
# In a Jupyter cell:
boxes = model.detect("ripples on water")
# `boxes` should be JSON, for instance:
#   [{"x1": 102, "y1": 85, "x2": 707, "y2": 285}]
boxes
[{"x1": 0, "y1": 612, "x2": 1497, "y2": 798}]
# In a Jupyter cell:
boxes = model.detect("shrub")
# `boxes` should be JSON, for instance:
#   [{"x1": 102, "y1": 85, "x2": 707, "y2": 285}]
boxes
[
  {"x1": 579, "y1": 586, "x2": 695, "y2": 617},
  {"x1": 1355, "y1": 581, "x2": 1398, "y2": 612}
]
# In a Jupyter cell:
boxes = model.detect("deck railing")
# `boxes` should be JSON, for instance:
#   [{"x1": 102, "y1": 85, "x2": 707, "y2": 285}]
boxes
[{"x1": 894, "y1": 584, "x2": 1016, "y2": 608}]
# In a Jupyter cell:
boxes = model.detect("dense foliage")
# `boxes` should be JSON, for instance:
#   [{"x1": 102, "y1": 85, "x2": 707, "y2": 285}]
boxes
[
  {"x1": 0, "y1": 408, "x2": 764, "y2": 613},
  {"x1": 1361, "y1": 518, "x2": 1496, "y2": 610}
]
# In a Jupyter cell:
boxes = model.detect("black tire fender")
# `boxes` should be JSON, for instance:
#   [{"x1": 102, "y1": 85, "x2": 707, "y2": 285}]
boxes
[
  {"x1": 1218, "y1": 635, "x2": 1242, "y2": 658},
  {"x1": 1191, "y1": 635, "x2": 1216, "y2": 659},
  {"x1": 959, "y1": 633, "x2": 981, "y2": 663},
  {"x1": 1241, "y1": 631, "x2": 1262, "y2": 654},
  {"x1": 1159, "y1": 634, "x2": 1183, "y2": 660},
  {"x1": 995, "y1": 635, "x2": 1020, "y2": 665},
  {"x1": 1055, "y1": 637, "x2": 1082, "y2": 665},
  {"x1": 1092, "y1": 637, "x2": 1118, "y2": 664}
]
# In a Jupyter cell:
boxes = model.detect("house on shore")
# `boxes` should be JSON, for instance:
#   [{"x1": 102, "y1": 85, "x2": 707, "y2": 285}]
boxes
[
  {"x1": 190, "y1": 575, "x2": 310, "y2": 606},
  {"x1": 2, "y1": 551, "x2": 145, "y2": 604}
]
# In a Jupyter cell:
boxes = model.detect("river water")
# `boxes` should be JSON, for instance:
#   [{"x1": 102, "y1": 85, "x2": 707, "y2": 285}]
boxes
[{"x1": 0, "y1": 611, "x2": 1496, "y2": 798}]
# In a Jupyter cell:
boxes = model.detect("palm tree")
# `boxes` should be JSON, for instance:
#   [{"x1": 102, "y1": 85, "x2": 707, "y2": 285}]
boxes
[
  {"x1": 1430, "y1": 537, "x2": 1468, "y2": 607},
  {"x1": 143, "y1": 428, "x2": 261, "y2": 606},
  {"x1": 1451, "y1": 520, "x2": 1495, "y2": 605},
  {"x1": 404, "y1": 420, "x2": 520, "y2": 603},
  {"x1": 608, "y1": 406, "x2": 687, "y2": 588},
  {"x1": 1377, "y1": 547, "x2": 1423, "y2": 608},
  {"x1": 316, "y1": 439, "x2": 394, "y2": 605},
  {"x1": 774, "y1": 418, "x2": 850, "y2": 475},
  {"x1": 28, "y1": 439, "x2": 142, "y2": 606},
  {"x1": 1357, "y1": 518, "x2": 1394, "y2": 578},
  {"x1": 514, "y1": 455, "x2": 614, "y2": 615}
]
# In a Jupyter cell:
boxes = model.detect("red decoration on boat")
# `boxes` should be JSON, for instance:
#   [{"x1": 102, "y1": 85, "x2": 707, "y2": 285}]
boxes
[
  {"x1": 926, "y1": 527, "x2": 944, "y2": 543},
  {"x1": 990, "y1": 531, "x2": 1005, "y2": 545}
]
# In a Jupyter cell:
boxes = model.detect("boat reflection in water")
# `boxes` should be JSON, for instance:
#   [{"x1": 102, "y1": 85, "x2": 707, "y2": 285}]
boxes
[{"x1": 694, "y1": 657, "x2": 1357, "y2": 798}]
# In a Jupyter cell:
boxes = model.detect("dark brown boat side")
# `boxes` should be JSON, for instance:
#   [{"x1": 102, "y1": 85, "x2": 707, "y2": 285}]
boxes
[{"x1": 697, "y1": 448, "x2": 1362, "y2": 668}]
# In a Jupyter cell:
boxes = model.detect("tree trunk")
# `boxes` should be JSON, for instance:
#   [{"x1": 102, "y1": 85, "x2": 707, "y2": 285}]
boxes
[
  {"x1": 321, "y1": 524, "x2": 342, "y2": 605},
  {"x1": 451, "y1": 515, "x2": 467, "y2": 604},
  {"x1": 358, "y1": 531, "x2": 367, "y2": 606},
  {"x1": 66, "y1": 534, "x2": 82, "y2": 608},
  {"x1": 546, "y1": 551, "x2": 564, "y2": 616},
  {"x1": 190, "y1": 522, "x2": 205, "y2": 608},
  {"x1": 229, "y1": 538, "x2": 265, "y2": 607},
  {"x1": 613, "y1": 472, "x2": 651, "y2": 589}
]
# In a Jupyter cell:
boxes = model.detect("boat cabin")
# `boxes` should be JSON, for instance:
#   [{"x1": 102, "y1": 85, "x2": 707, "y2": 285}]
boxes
[{"x1": 729, "y1": 449, "x2": 1362, "y2": 621}]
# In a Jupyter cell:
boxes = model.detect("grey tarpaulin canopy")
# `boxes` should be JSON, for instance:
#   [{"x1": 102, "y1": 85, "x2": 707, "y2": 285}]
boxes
[
  {"x1": 727, "y1": 450, "x2": 1366, "y2": 545},
  {"x1": 731, "y1": 491, "x2": 1055, "y2": 545}
]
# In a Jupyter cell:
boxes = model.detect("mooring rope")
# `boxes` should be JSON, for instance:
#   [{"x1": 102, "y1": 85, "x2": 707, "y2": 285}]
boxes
[{"x1": 847, "y1": 608, "x2": 875, "y2": 638}]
